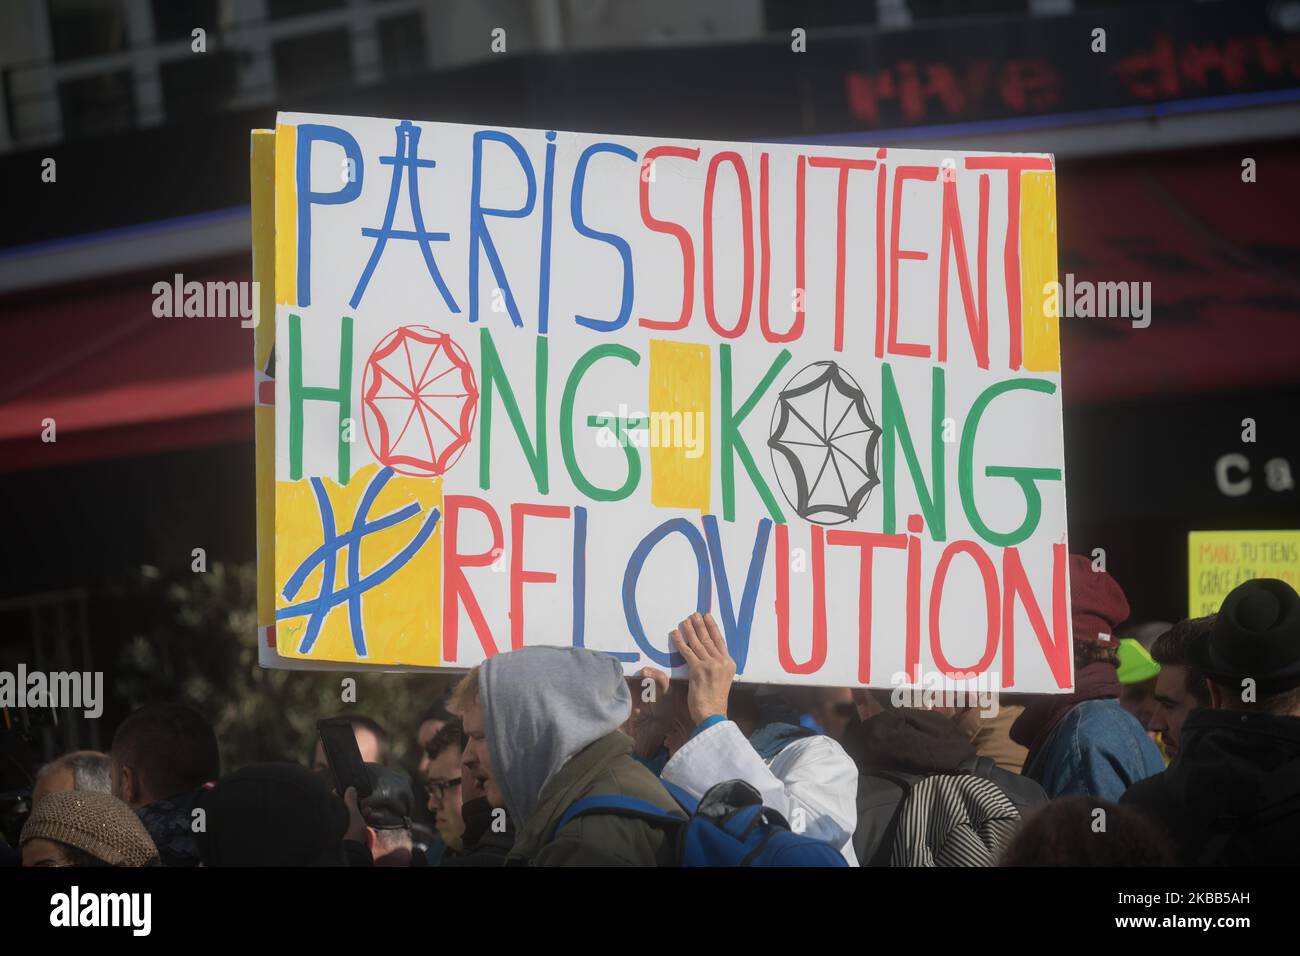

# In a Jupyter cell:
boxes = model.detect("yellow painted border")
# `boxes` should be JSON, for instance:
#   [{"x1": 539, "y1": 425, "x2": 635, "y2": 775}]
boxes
[
  {"x1": 274, "y1": 123, "x2": 297, "y2": 307},
  {"x1": 1020, "y1": 170, "x2": 1060, "y2": 373},
  {"x1": 251, "y1": 129, "x2": 277, "y2": 635}
]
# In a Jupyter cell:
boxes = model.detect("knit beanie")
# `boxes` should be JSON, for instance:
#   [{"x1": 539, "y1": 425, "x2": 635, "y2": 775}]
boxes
[
  {"x1": 21, "y1": 790, "x2": 160, "y2": 866},
  {"x1": 1069, "y1": 553, "x2": 1131, "y2": 646}
]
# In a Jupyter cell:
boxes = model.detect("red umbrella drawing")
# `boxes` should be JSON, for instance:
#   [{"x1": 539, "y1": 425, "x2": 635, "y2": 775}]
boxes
[{"x1": 361, "y1": 326, "x2": 478, "y2": 477}]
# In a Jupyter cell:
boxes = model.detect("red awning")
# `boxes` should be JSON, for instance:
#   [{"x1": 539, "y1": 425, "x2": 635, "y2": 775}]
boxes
[
  {"x1": 0, "y1": 144, "x2": 1295, "y2": 474},
  {"x1": 1056, "y1": 142, "x2": 1300, "y2": 400},
  {"x1": 0, "y1": 269, "x2": 254, "y2": 472}
]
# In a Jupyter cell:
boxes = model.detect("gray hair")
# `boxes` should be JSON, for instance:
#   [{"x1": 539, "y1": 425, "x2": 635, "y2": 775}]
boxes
[{"x1": 37, "y1": 750, "x2": 112, "y2": 794}]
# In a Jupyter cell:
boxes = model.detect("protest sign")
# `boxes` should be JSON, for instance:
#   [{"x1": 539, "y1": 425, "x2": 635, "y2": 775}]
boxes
[
  {"x1": 252, "y1": 112, "x2": 1072, "y2": 691},
  {"x1": 1188, "y1": 530, "x2": 1300, "y2": 617}
]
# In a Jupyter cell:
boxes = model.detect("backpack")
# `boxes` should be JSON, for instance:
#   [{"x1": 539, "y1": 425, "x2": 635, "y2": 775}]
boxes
[
  {"x1": 856, "y1": 756, "x2": 1045, "y2": 867},
  {"x1": 551, "y1": 778, "x2": 848, "y2": 867}
]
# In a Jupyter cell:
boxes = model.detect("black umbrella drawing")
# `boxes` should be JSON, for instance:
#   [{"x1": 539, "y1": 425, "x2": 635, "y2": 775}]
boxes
[{"x1": 768, "y1": 361, "x2": 882, "y2": 525}]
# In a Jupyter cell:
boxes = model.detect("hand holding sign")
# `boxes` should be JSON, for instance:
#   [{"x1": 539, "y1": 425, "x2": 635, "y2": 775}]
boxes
[{"x1": 671, "y1": 612, "x2": 737, "y2": 726}]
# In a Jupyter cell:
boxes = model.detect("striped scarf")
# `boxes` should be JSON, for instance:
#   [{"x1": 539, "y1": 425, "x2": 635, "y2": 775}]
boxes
[{"x1": 888, "y1": 772, "x2": 1022, "y2": 867}]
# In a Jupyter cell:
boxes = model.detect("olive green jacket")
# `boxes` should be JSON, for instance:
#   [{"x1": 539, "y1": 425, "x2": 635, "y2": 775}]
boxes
[{"x1": 507, "y1": 730, "x2": 684, "y2": 866}]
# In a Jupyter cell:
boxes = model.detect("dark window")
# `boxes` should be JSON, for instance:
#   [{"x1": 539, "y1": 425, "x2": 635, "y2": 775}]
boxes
[
  {"x1": 151, "y1": 0, "x2": 219, "y2": 42},
  {"x1": 377, "y1": 12, "x2": 426, "y2": 79},
  {"x1": 273, "y1": 29, "x2": 353, "y2": 96},
  {"x1": 159, "y1": 50, "x2": 240, "y2": 118},
  {"x1": 908, "y1": 0, "x2": 1030, "y2": 19},
  {"x1": 48, "y1": 0, "x2": 129, "y2": 61},
  {"x1": 765, "y1": 0, "x2": 877, "y2": 31},
  {"x1": 58, "y1": 70, "x2": 134, "y2": 139},
  {"x1": 268, "y1": 0, "x2": 345, "y2": 19}
]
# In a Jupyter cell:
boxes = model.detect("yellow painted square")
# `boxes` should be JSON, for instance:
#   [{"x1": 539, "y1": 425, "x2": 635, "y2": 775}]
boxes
[
  {"x1": 275, "y1": 464, "x2": 443, "y2": 666},
  {"x1": 648, "y1": 339, "x2": 711, "y2": 512}
]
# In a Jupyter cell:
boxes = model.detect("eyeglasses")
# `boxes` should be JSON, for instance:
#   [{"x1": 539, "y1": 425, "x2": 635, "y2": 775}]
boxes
[{"x1": 427, "y1": 777, "x2": 461, "y2": 799}]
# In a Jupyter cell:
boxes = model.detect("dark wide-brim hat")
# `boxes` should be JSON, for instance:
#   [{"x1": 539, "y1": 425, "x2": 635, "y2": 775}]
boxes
[{"x1": 1189, "y1": 578, "x2": 1300, "y2": 684}]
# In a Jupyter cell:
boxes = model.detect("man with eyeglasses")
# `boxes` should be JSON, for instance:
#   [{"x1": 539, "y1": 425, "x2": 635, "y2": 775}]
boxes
[
  {"x1": 427, "y1": 718, "x2": 516, "y2": 865},
  {"x1": 423, "y1": 721, "x2": 467, "y2": 861}
]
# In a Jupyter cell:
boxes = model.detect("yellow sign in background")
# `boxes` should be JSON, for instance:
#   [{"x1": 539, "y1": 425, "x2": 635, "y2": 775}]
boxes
[{"x1": 1188, "y1": 530, "x2": 1300, "y2": 617}]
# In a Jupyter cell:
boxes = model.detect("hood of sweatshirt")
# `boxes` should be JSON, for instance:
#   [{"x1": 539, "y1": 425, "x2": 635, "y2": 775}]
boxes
[{"x1": 479, "y1": 646, "x2": 632, "y2": 824}]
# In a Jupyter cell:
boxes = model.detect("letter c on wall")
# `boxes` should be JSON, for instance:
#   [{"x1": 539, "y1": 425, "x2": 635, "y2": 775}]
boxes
[{"x1": 1215, "y1": 453, "x2": 1251, "y2": 497}]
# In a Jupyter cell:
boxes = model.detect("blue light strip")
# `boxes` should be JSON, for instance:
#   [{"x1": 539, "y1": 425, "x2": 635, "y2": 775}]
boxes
[{"x1": 0, "y1": 205, "x2": 250, "y2": 261}]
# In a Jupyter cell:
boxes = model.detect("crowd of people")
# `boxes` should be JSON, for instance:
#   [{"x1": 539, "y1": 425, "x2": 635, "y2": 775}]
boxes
[{"x1": 5, "y1": 559, "x2": 1298, "y2": 867}]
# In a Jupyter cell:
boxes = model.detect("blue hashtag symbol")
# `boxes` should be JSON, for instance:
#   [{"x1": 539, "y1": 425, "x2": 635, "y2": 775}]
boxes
[{"x1": 277, "y1": 466, "x2": 440, "y2": 658}]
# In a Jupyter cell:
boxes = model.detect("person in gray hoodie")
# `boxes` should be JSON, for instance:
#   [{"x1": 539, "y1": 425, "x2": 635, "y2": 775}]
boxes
[{"x1": 448, "y1": 646, "x2": 684, "y2": 866}]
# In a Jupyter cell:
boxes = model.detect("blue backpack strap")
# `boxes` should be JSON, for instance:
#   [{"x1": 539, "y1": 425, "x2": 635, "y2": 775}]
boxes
[
  {"x1": 551, "y1": 795, "x2": 686, "y2": 841},
  {"x1": 632, "y1": 747, "x2": 669, "y2": 777},
  {"x1": 658, "y1": 779, "x2": 700, "y2": 814}
]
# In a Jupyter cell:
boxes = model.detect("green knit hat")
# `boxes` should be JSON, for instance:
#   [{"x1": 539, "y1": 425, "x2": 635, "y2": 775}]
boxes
[
  {"x1": 20, "y1": 790, "x2": 160, "y2": 866},
  {"x1": 1116, "y1": 637, "x2": 1161, "y2": 684}
]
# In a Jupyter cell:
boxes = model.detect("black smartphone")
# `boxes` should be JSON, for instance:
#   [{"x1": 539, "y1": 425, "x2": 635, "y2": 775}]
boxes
[{"x1": 317, "y1": 718, "x2": 374, "y2": 799}]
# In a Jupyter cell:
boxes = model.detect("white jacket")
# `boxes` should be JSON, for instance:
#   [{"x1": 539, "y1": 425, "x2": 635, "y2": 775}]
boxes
[{"x1": 660, "y1": 719, "x2": 860, "y2": 866}]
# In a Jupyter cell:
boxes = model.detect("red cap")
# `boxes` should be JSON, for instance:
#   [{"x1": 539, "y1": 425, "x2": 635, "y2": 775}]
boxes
[{"x1": 1069, "y1": 553, "x2": 1130, "y2": 646}]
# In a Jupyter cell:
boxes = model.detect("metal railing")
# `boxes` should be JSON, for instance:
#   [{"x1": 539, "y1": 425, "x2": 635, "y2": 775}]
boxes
[{"x1": 0, "y1": 589, "x2": 95, "y2": 764}]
